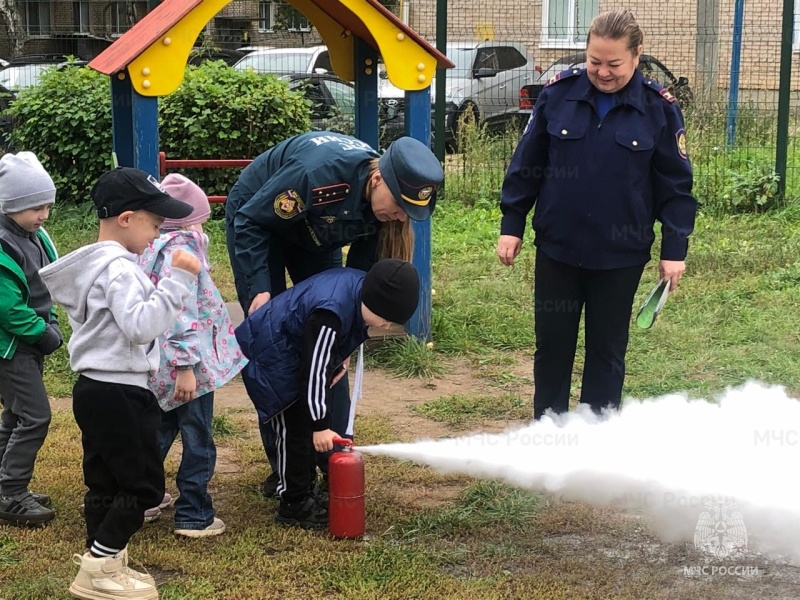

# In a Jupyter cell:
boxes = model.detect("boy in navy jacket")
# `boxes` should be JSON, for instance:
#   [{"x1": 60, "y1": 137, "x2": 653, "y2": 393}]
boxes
[{"x1": 236, "y1": 259, "x2": 419, "y2": 528}]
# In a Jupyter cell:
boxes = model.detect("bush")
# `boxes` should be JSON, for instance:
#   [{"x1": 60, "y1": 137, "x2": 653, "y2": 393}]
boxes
[
  {"x1": 158, "y1": 60, "x2": 311, "y2": 197},
  {"x1": 700, "y1": 154, "x2": 782, "y2": 215},
  {"x1": 6, "y1": 63, "x2": 113, "y2": 206},
  {"x1": 5, "y1": 60, "x2": 312, "y2": 205}
]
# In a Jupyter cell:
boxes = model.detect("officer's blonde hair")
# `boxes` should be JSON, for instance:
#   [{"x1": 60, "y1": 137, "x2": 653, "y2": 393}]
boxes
[
  {"x1": 368, "y1": 159, "x2": 414, "y2": 262},
  {"x1": 587, "y1": 9, "x2": 644, "y2": 56}
]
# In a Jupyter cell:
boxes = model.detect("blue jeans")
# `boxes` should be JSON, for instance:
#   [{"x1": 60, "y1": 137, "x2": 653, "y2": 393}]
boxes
[{"x1": 159, "y1": 392, "x2": 216, "y2": 529}]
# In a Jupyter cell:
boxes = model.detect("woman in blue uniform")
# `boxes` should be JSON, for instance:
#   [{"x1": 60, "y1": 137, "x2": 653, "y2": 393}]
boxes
[
  {"x1": 226, "y1": 132, "x2": 442, "y2": 495},
  {"x1": 497, "y1": 10, "x2": 697, "y2": 420}
]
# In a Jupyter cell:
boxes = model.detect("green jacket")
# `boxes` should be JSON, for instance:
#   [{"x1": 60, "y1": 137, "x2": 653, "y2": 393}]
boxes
[{"x1": 0, "y1": 227, "x2": 58, "y2": 359}]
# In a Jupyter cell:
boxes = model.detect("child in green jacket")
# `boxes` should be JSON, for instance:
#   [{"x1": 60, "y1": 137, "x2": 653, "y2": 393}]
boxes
[{"x1": 0, "y1": 152, "x2": 62, "y2": 526}]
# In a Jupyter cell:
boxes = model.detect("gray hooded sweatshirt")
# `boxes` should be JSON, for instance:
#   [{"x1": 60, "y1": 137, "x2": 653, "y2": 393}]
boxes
[{"x1": 39, "y1": 241, "x2": 193, "y2": 389}]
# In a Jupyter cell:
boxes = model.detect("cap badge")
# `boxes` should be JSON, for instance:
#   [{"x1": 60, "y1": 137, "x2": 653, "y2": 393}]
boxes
[{"x1": 418, "y1": 186, "x2": 434, "y2": 201}]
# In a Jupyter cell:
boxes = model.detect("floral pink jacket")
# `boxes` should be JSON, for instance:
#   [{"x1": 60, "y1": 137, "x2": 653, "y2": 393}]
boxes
[{"x1": 138, "y1": 230, "x2": 247, "y2": 411}]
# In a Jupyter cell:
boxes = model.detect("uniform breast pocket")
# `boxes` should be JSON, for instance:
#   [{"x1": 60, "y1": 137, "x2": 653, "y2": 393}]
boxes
[
  {"x1": 614, "y1": 131, "x2": 655, "y2": 179},
  {"x1": 546, "y1": 121, "x2": 587, "y2": 166}
]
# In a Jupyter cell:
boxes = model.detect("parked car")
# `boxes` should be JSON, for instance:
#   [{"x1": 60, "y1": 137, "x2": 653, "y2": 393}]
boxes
[
  {"x1": 519, "y1": 52, "x2": 693, "y2": 114},
  {"x1": 282, "y1": 73, "x2": 404, "y2": 149},
  {"x1": 232, "y1": 46, "x2": 331, "y2": 75},
  {"x1": 0, "y1": 55, "x2": 88, "y2": 95},
  {"x1": 378, "y1": 40, "x2": 537, "y2": 151}
]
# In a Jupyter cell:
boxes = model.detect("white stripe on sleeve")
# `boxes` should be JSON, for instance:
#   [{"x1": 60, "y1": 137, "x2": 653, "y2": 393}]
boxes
[{"x1": 308, "y1": 325, "x2": 336, "y2": 421}]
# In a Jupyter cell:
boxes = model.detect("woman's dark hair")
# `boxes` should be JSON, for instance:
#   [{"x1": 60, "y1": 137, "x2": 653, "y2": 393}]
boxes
[{"x1": 587, "y1": 9, "x2": 644, "y2": 55}]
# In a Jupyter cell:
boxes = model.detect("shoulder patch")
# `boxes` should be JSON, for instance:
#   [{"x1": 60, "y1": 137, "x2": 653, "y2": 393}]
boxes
[
  {"x1": 643, "y1": 78, "x2": 676, "y2": 103},
  {"x1": 675, "y1": 128, "x2": 688, "y2": 160},
  {"x1": 274, "y1": 189, "x2": 305, "y2": 219},
  {"x1": 545, "y1": 68, "x2": 583, "y2": 87}
]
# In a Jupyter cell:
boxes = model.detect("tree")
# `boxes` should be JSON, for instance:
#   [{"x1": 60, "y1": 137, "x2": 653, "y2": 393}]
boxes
[{"x1": 0, "y1": 0, "x2": 26, "y2": 58}]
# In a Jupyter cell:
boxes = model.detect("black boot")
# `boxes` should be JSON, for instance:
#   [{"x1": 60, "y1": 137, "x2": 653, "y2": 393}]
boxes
[
  {"x1": 275, "y1": 495, "x2": 328, "y2": 529},
  {"x1": 261, "y1": 472, "x2": 279, "y2": 499}
]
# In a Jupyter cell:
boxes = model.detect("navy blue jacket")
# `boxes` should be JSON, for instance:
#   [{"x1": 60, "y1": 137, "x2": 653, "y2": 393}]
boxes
[
  {"x1": 235, "y1": 267, "x2": 369, "y2": 424},
  {"x1": 500, "y1": 68, "x2": 697, "y2": 269},
  {"x1": 226, "y1": 132, "x2": 383, "y2": 302}
]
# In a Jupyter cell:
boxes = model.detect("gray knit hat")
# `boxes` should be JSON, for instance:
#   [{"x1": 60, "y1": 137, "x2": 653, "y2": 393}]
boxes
[{"x1": 0, "y1": 152, "x2": 56, "y2": 214}]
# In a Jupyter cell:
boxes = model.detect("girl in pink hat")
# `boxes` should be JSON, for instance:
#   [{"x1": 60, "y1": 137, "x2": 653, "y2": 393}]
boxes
[{"x1": 138, "y1": 173, "x2": 247, "y2": 537}]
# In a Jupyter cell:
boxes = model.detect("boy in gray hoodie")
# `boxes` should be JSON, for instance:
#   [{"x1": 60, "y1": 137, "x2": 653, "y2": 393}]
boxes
[{"x1": 40, "y1": 167, "x2": 201, "y2": 600}]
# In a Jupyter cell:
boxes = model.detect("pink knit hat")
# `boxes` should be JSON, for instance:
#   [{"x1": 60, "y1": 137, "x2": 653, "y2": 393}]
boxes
[{"x1": 159, "y1": 173, "x2": 211, "y2": 229}]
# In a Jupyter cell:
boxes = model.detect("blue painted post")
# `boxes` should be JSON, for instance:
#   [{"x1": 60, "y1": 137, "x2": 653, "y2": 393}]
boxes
[
  {"x1": 726, "y1": 0, "x2": 745, "y2": 147},
  {"x1": 354, "y1": 38, "x2": 379, "y2": 150},
  {"x1": 110, "y1": 72, "x2": 160, "y2": 176},
  {"x1": 405, "y1": 88, "x2": 433, "y2": 342}
]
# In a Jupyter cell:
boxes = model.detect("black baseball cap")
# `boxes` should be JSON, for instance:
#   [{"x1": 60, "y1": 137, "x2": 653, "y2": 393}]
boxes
[{"x1": 91, "y1": 167, "x2": 194, "y2": 220}]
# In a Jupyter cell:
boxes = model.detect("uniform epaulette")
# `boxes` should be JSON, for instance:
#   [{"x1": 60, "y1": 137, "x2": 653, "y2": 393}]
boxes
[
  {"x1": 545, "y1": 67, "x2": 583, "y2": 87},
  {"x1": 643, "y1": 78, "x2": 676, "y2": 103}
]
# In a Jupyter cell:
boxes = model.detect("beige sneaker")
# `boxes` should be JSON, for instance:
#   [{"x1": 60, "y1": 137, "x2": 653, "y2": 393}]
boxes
[
  {"x1": 118, "y1": 547, "x2": 156, "y2": 586},
  {"x1": 68, "y1": 552, "x2": 158, "y2": 599},
  {"x1": 174, "y1": 517, "x2": 226, "y2": 538}
]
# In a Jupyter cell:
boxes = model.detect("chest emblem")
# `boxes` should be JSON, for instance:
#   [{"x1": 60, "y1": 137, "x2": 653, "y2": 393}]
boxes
[
  {"x1": 321, "y1": 216, "x2": 337, "y2": 224},
  {"x1": 274, "y1": 189, "x2": 305, "y2": 219}
]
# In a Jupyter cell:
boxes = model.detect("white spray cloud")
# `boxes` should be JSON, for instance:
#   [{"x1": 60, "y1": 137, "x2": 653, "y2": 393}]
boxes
[{"x1": 360, "y1": 381, "x2": 800, "y2": 561}]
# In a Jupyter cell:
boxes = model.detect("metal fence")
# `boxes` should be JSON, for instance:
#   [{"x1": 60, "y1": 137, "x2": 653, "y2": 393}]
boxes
[{"x1": 1, "y1": 0, "x2": 799, "y2": 207}]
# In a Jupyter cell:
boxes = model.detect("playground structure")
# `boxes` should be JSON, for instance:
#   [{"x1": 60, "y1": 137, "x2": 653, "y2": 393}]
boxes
[{"x1": 88, "y1": 0, "x2": 453, "y2": 341}]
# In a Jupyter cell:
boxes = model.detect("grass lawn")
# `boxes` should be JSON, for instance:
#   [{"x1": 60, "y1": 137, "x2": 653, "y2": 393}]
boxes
[{"x1": 2, "y1": 196, "x2": 800, "y2": 599}]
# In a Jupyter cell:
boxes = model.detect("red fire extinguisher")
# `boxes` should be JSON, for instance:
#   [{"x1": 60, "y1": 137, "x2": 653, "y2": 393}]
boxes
[{"x1": 328, "y1": 437, "x2": 365, "y2": 539}]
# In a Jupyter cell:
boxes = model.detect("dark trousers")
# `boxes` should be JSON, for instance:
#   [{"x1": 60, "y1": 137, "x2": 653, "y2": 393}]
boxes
[
  {"x1": 0, "y1": 346, "x2": 50, "y2": 497},
  {"x1": 72, "y1": 376, "x2": 164, "y2": 551},
  {"x1": 259, "y1": 380, "x2": 351, "y2": 475},
  {"x1": 533, "y1": 251, "x2": 645, "y2": 420},
  {"x1": 271, "y1": 398, "x2": 316, "y2": 503}
]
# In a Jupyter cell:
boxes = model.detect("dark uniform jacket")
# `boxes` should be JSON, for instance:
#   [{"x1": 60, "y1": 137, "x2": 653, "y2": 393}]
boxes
[
  {"x1": 235, "y1": 267, "x2": 369, "y2": 427},
  {"x1": 226, "y1": 132, "x2": 383, "y2": 302},
  {"x1": 500, "y1": 68, "x2": 697, "y2": 269}
]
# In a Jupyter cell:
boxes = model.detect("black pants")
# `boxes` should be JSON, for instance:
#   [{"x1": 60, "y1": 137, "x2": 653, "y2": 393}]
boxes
[
  {"x1": 72, "y1": 376, "x2": 164, "y2": 551},
  {"x1": 533, "y1": 251, "x2": 645, "y2": 420},
  {"x1": 271, "y1": 398, "x2": 317, "y2": 503}
]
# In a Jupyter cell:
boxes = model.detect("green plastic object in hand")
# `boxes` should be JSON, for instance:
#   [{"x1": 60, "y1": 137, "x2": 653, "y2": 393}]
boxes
[{"x1": 636, "y1": 279, "x2": 671, "y2": 329}]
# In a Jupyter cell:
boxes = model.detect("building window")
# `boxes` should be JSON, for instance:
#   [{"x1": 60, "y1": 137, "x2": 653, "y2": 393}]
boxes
[
  {"x1": 257, "y1": 1, "x2": 312, "y2": 35},
  {"x1": 258, "y1": 0, "x2": 275, "y2": 32},
  {"x1": 542, "y1": 0, "x2": 598, "y2": 47},
  {"x1": 73, "y1": 1, "x2": 90, "y2": 33},
  {"x1": 22, "y1": 0, "x2": 53, "y2": 36},
  {"x1": 794, "y1": 2, "x2": 800, "y2": 49},
  {"x1": 283, "y1": 5, "x2": 310, "y2": 31}
]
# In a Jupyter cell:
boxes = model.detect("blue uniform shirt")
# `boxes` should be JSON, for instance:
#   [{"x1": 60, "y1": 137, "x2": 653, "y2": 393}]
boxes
[
  {"x1": 226, "y1": 132, "x2": 382, "y2": 301},
  {"x1": 500, "y1": 68, "x2": 697, "y2": 269}
]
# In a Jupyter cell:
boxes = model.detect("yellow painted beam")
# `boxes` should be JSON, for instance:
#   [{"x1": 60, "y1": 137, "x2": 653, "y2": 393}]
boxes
[
  {"x1": 288, "y1": 0, "x2": 437, "y2": 90},
  {"x1": 286, "y1": 0, "x2": 355, "y2": 82},
  {"x1": 336, "y1": 0, "x2": 436, "y2": 90},
  {"x1": 128, "y1": 0, "x2": 234, "y2": 96}
]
